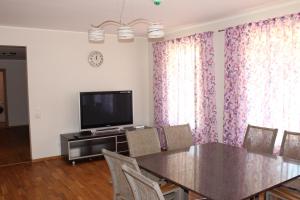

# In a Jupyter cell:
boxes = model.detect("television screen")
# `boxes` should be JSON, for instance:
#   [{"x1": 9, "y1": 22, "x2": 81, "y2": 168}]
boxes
[{"x1": 80, "y1": 91, "x2": 133, "y2": 129}]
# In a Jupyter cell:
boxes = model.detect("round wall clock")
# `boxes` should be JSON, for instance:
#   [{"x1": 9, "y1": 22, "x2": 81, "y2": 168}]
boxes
[{"x1": 88, "y1": 51, "x2": 103, "y2": 67}]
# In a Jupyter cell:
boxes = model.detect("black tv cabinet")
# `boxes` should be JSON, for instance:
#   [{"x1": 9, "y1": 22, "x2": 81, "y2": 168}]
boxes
[{"x1": 60, "y1": 126, "x2": 146, "y2": 165}]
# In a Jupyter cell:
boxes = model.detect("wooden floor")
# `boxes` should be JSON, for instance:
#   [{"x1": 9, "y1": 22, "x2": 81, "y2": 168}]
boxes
[
  {"x1": 0, "y1": 122, "x2": 7, "y2": 128},
  {"x1": 0, "y1": 126, "x2": 31, "y2": 165},
  {"x1": 0, "y1": 158, "x2": 113, "y2": 200}
]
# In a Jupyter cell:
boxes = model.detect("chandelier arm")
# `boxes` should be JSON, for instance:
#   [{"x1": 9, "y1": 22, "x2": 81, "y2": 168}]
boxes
[
  {"x1": 91, "y1": 20, "x2": 122, "y2": 28},
  {"x1": 119, "y1": 0, "x2": 126, "y2": 24},
  {"x1": 127, "y1": 18, "x2": 153, "y2": 26}
]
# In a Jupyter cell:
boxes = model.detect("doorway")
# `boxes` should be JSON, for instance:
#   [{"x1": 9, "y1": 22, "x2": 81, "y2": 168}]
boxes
[
  {"x1": 0, "y1": 69, "x2": 8, "y2": 128},
  {"x1": 0, "y1": 46, "x2": 31, "y2": 165}
]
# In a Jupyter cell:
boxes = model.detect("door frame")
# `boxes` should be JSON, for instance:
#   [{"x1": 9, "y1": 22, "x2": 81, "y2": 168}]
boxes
[
  {"x1": 24, "y1": 47, "x2": 32, "y2": 161},
  {"x1": 0, "y1": 45, "x2": 32, "y2": 162},
  {"x1": 0, "y1": 69, "x2": 9, "y2": 128}
]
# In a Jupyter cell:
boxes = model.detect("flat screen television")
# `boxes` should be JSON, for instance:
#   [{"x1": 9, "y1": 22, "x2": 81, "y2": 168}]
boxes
[{"x1": 80, "y1": 90, "x2": 133, "y2": 130}]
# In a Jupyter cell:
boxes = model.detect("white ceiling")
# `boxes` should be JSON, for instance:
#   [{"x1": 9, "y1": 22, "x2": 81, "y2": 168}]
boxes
[{"x1": 0, "y1": 0, "x2": 296, "y2": 35}]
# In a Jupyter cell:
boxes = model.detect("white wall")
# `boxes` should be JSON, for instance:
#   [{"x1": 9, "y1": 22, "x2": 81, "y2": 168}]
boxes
[
  {"x1": 0, "y1": 26, "x2": 150, "y2": 159},
  {"x1": 0, "y1": 60, "x2": 29, "y2": 126},
  {"x1": 151, "y1": 1, "x2": 300, "y2": 143}
]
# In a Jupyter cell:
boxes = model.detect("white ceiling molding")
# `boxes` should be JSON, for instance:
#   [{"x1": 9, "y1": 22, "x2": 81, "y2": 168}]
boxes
[
  {"x1": 166, "y1": 0, "x2": 300, "y2": 35},
  {"x1": 0, "y1": 0, "x2": 298, "y2": 35}
]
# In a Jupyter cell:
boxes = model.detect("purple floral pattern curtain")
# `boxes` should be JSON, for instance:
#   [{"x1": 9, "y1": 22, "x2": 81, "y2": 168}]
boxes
[
  {"x1": 153, "y1": 32, "x2": 217, "y2": 147},
  {"x1": 224, "y1": 13, "x2": 300, "y2": 150}
]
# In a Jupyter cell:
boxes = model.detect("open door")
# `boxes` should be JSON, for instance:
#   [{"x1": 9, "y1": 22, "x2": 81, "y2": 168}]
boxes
[{"x1": 0, "y1": 69, "x2": 8, "y2": 128}]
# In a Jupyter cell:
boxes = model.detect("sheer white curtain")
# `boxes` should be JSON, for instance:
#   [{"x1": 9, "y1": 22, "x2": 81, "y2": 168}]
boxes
[
  {"x1": 224, "y1": 13, "x2": 300, "y2": 151},
  {"x1": 153, "y1": 32, "x2": 217, "y2": 147}
]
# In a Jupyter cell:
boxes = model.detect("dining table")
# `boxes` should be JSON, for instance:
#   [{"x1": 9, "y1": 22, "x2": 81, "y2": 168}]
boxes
[{"x1": 136, "y1": 143, "x2": 300, "y2": 200}]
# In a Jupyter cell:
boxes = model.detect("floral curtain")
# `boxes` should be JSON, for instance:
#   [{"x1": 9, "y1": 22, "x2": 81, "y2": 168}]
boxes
[
  {"x1": 153, "y1": 32, "x2": 217, "y2": 147},
  {"x1": 224, "y1": 13, "x2": 300, "y2": 151}
]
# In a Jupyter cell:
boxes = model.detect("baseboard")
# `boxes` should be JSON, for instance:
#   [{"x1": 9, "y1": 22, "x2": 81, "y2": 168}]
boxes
[
  {"x1": 32, "y1": 155, "x2": 63, "y2": 163},
  {"x1": 0, "y1": 156, "x2": 63, "y2": 168},
  {"x1": 0, "y1": 160, "x2": 31, "y2": 168},
  {"x1": 0, "y1": 125, "x2": 29, "y2": 129}
]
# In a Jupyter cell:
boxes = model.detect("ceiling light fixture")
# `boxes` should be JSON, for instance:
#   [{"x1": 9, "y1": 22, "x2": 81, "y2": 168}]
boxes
[{"x1": 88, "y1": 0, "x2": 164, "y2": 42}]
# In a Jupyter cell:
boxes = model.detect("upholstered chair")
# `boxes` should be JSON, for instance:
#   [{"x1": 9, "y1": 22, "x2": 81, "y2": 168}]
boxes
[
  {"x1": 243, "y1": 124, "x2": 278, "y2": 155},
  {"x1": 126, "y1": 128, "x2": 165, "y2": 183},
  {"x1": 280, "y1": 130, "x2": 300, "y2": 160},
  {"x1": 126, "y1": 128, "x2": 161, "y2": 157},
  {"x1": 266, "y1": 131, "x2": 300, "y2": 199},
  {"x1": 102, "y1": 149, "x2": 140, "y2": 200},
  {"x1": 122, "y1": 164, "x2": 165, "y2": 200},
  {"x1": 103, "y1": 149, "x2": 183, "y2": 200},
  {"x1": 126, "y1": 128, "x2": 204, "y2": 200},
  {"x1": 163, "y1": 124, "x2": 193, "y2": 151}
]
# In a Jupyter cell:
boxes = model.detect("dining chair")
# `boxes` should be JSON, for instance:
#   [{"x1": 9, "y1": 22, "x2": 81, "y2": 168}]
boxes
[
  {"x1": 103, "y1": 148, "x2": 141, "y2": 200},
  {"x1": 126, "y1": 128, "x2": 205, "y2": 200},
  {"x1": 126, "y1": 128, "x2": 166, "y2": 184},
  {"x1": 103, "y1": 149, "x2": 183, "y2": 200},
  {"x1": 280, "y1": 130, "x2": 300, "y2": 161},
  {"x1": 163, "y1": 124, "x2": 193, "y2": 151},
  {"x1": 243, "y1": 124, "x2": 278, "y2": 155},
  {"x1": 266, "y1": 131, "x2": 300, "y2": 200},
  {"x1": 126, "y1": 128, "x2": 161, "y2": 157},
  {"x1": 122, "y1": 164, "x2": 165, "y2": 200}
]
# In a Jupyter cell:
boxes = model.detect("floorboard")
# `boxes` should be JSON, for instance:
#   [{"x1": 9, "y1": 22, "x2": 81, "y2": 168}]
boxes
[
  {"x1": 0, "y1": 159, "x2": 113, "y2": 200},
  {"x1": 0, "y1": 125, "x2": 31, "y2": 165}
]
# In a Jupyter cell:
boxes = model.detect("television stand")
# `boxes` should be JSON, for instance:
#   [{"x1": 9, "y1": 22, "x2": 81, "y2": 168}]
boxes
[{"x1": 60, "y1": 126, "x2": 149, "y2": 165}]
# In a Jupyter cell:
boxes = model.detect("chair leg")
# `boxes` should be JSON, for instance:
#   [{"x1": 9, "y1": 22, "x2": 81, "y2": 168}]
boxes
[
  {"x1": 265, "y1": 191, "x2": 276, "y2": 200},
  {"x1": 177, "y1": 188, "x2": 186, "y2": 200},
  {"x1": 183, "y1": 189, "x2": 189, "y2": 200},
  {"x1": 167, "y1": 187, "x2": 184, "y2": 200}
]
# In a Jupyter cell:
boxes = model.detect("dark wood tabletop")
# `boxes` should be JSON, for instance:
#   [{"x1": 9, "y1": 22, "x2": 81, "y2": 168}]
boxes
[{"x1": 137, "y1": 143, "x2": 300, "y2": 200}]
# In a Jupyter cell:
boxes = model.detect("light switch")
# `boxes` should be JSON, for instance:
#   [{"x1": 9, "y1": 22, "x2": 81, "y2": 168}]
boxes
[
  {"x1": 34, "y1": 108, "x2": 41, "y2": 119},
  {"x1": 34, "y1": 112, "x2": 41, "y2": 119}
]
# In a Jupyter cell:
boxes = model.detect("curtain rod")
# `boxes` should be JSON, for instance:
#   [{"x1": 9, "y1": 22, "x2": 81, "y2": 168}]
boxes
[{"x1": 217, "y1": 12, "x2": 297, "y2": 33}]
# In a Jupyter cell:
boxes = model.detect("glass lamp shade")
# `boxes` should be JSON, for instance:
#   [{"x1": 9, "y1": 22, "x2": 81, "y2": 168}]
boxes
[
  {"x1": 148, "y1": 24, "x2": 164, "y2": 39},
  {"x1": 118, "y1": 26, "x2": 134, "y2": 40},
  {"x1": 88, "y1": 28, "x2": 105, "y2": 42}
]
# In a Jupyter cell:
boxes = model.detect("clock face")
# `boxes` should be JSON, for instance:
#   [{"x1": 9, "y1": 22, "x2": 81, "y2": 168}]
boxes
[{"x1": 88, "y1": 51, "x2": 103, "y2": 67}]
